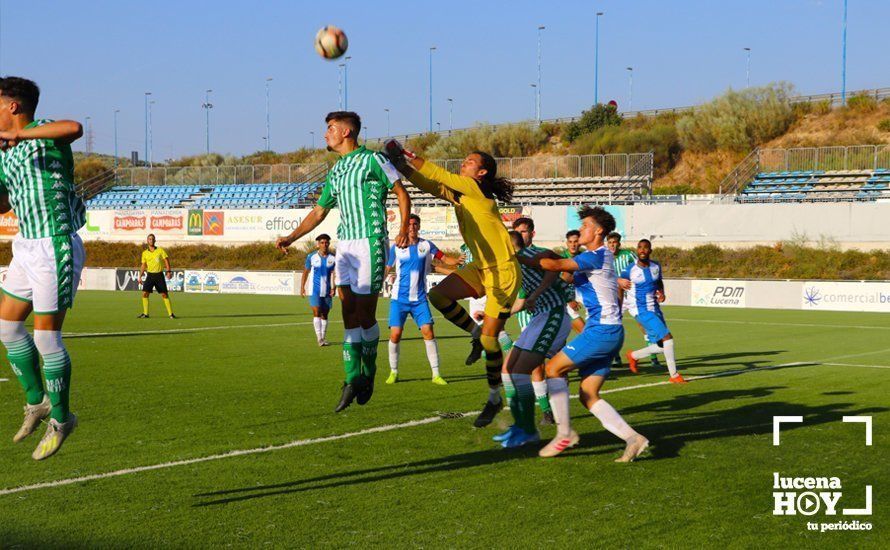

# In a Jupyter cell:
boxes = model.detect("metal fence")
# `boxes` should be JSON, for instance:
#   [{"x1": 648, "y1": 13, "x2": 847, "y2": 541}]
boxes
[
  {"x1": 758, "y1": 144, "x2": 890, "y2": 172},
  {"x1": 430, "y1": 153, "x2": 653, "y2": 180},
  {"x1": 112, "y1": 153, "x2": 653, "y2": 189},
  {"x1": 113, "y1": 163, "x2": 328, "y2": 187}
]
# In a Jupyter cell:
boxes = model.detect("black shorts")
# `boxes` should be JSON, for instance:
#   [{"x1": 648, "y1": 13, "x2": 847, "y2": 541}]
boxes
[{"x1": 143, "y1": 272, "x2": 169, "y2": 294}]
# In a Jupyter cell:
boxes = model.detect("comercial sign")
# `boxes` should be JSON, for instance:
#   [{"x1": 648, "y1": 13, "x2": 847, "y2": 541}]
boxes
[
  {"x1": 187, "y1": 210, "x2": 203, "y2": 236},
  {"x1": 150, "y1": 214, "x2": 183, "y2": 232},
  {"x1": 691, "y1": 280, "x2": 747, "y2": 308},
  {"x1": 219, "y1": 271, "x2": 295, "y2": 295},
  {"x1": 801, "y1": 281, "x2": 890, "y2": 313},
  {"x1": 113, "y1": 213, "x2": 146, "y2": 231},
  {"x1": 203, "y1": 211, "x2": 224, "y2": 236}
]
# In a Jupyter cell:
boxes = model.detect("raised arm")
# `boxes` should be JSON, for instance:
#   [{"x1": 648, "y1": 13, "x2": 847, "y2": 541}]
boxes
[
  {"x1": 276, "y1": 205, "x2": 330, "y2": 254},
  {"x1": 0, "y1": 120, "x2": 83, "y2": 147}
]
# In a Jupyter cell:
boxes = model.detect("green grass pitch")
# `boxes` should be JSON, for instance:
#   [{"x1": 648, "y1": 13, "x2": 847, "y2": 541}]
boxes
[{"x1": 0, "y1": 291, "x2": 887, "y2": 548}]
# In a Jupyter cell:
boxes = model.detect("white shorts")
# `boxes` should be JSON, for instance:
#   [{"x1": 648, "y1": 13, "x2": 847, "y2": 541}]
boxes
[
  {"x1": 335, "y1": 236, "x2": 389, "y2": 295},
  {"x1": 515, "y1": 307, "x2": 572, "y2": 357},
  {"x1": 2, "y1": 234, "x2": 85, "y2": 314},
  {"x1": 468, "y1": 295, "x2": 487, "y2": 323}
]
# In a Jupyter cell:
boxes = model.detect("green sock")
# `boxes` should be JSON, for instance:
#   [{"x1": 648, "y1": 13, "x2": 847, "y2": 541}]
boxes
[
  {"x1": 502, "y1": 375, "x2": 520, "y2": 425},
  {"x1": 650, "y1": 354, "x2": 660, "y2": 364},
  {"x1": 516, "y1": 382, "x2": 537, "y2": 433},
  {"x1": 42, "y1": 350, "x2": 72, "y2": 422},
  {"x1": 536, "y1": 395, "x2": 552, "y2": 414},
  {"x1": 361, "y1": 340, "x2": 378, "y2": 380},
  {"x1": 498, "y1": 331, "x2": 513, "y2": 352},
  {"x1": 360, "y1": 325, "x2": 380, "y2": 381},
  {"x1": 5, "y1": 336, "x2": 44, "y2": 405},
  {"x1": 343, "y1": 328, "x2": 362, "y2": 384}
]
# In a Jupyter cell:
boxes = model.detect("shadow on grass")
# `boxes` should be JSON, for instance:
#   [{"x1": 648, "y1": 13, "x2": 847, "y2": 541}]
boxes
[{"x1": 192, "y1": 392, "x2": 886, "y2": 507}]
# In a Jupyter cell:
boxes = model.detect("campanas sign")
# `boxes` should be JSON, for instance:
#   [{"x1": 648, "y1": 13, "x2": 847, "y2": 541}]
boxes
[
  {"x1": 150, "y1": 214, "x2": 184, "y2": 231},
  {"x1": 113, "y1": 214, "x2": 146, "y2": 231}
]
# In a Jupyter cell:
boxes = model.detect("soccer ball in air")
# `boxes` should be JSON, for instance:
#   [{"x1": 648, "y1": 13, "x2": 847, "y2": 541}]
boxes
[{"x1": 315, "y1": 26, "x2": 348, "y2": 59}]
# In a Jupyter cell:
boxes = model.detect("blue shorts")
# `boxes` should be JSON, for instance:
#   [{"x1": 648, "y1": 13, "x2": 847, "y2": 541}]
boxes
[
  {"x1": 636, "y1": 309, "x2": 670, "y2": 343},
  {"x1": 389, "y1": 299, "x2": 434, "y2": 329},
  {"x1": 309, "y1": 295, "x2": 332, "y2": 310},
  {"x1": 561, "y1": 324, "x2": 624, "y2": 378}
]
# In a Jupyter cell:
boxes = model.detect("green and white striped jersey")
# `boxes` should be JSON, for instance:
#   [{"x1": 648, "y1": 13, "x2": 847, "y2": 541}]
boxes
[
  {"x1": 317, "y1": 146, "x2": 399, "y2": 240},
  {"x1": 517, "y1": 245, "x2": 568, "y2": 312},
  {"x1": 613, "y1": 249, "x2": 637, "y2": 276},
  {"x1": 0, "y1": 120, "x2": 86, "y2": 239}
]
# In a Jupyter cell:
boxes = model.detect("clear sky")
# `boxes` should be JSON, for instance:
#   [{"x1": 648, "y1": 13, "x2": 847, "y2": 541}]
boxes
[{"x1": 2, "y1": 0, "x2": 887, "y2": 160}]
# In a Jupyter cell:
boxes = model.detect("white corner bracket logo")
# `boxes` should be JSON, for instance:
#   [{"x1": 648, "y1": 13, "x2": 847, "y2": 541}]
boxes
[{"x1": 771, "y1": 415, "x2": 873, "y2": 532}]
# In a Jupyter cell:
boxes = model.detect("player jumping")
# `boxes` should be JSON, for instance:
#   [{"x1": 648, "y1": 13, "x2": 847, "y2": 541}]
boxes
[
  {"x1": 302, "y1": 233, "x2": 336, "y2": 346},
  {"x1": 0, "y1": 76, "x2": 85, "y2": 460},
  {"x1": 384, "y1": 214, "x2": 460, "y2": 385},
  {"x1": 386, "y1": 140, "x2": 520, "y2": 428},
  {"x1": 277, "y1": 112, "x2": 410, "y2": 412},
  {"x1": 520, "y1": 206, "x2": 649, "y2": 462},
  {"x1": 618, "y1": 239, "x2": 686, "y2": 383}
]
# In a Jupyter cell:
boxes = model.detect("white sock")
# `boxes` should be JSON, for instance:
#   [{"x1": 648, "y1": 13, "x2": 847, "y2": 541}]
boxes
[
  {"x1": 388, "y1": 340, "x2": 400, "y2": 372},
  {"x1": 546, "y1": 377, "x2": 571, "y2": 436},
  {"x1": 313, "y1": 318, "x2": 322, "y2": 340},
  {"x1": 532, "y1": 380, "x2": 548, "y2": 402},
  {"x1": 320, "y1": 319, "x2": 328, "y2": 340},
  {"x1": 590, "y1": 399, "x2": 638, "y2": 442},
  {"x1": 424, "y1": 338, "x2": 440, "y2": 377},
  {"x1": 662, "y1": 339, "x2": 678, "y2": 376},
  {"x1": 632, "y1": 344, "x2": 662, "y2": 360}
]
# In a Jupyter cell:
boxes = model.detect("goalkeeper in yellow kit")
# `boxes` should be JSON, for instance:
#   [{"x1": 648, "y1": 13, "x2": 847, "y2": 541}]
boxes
[{"x1": 386, "y1": 140, "x2": 520, "y2": 428}]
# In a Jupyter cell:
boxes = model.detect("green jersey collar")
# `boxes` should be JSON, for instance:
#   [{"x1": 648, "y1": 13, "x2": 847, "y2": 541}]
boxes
[{"x1": 341, "y1": 145, "x2": 366, "y2": 159}]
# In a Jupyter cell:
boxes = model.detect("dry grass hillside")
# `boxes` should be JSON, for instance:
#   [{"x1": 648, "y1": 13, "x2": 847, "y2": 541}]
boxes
[{"x1": 653, "y1": 97, "x2": 890, "y2": 193}]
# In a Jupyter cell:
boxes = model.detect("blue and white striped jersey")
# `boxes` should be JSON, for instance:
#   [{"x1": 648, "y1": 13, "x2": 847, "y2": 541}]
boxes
[
  {"x1": 305, "y1": 251, "x2": 336, "y2": 297},
  {"x1": 572, "y1": 246, "x2": 622, "y2": 326},
  {"x1": 388, "y1": 239, "x2": 443, "y2": 303},
  {"x1": 620, "y1": 260, "x2": 662, "y2": 314}
]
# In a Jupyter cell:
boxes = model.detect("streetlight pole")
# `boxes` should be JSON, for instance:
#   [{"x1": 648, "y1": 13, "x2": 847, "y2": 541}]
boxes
[
  {"x1": 338, "y1": 64, "x2": 345, "y2": 110},
  {"x1": 113, "y1": 109, "x2": 120, "y2": 169},
  {"x1": 595, "y1": 12, "x2": 603, "y2": 105},
  {"x1": 429, "y1": 46, "x2": 436, "y2": 132},
  {"x1": 447, "y1": 98, "x2": 453, "y2": 131},
  {"x1": 841, "y1": 0, "x2": 848, "y2": 106},
  {"x1": 310, "y1": 131, "x2": 315, "y2": 149},
  {"x1": 384, "y1": 108, "x2": 390, "y2": 137},
  {"x1": 85, "y1": 116, "x2": 92, "y2": 155},
  {"x1": 530, "y1": 84, "x2": 537, "y2": 119},
  {"x1": 144, "y1": 92, "x2": 151, "y2": 165},
  {"x1": 743, "y1": 47, "x2": 751, "y2": 88},
  {"x1": 266, "y1": 77, "x2": 273, "y2": 151},
  {"x1": 344, "y1": 56, "x2": 351, "y2": 110},
  {"x1": 626, "y1": 67, "x2": 633, "y2": 111},
  {"x1": 202, "y1": 89, "x2": 213, "y2": 155},
  {"x1": 537, "y1": 25, "x2": 545, "y2": 121},
  {"x1": 148, "y1": 99, "x2": 155, "y2": 167}
]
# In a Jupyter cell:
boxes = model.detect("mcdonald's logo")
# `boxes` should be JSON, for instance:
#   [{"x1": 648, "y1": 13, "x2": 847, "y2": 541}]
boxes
[{"x1": 188, "y1": 210, "x2": 203, "y2": 236}]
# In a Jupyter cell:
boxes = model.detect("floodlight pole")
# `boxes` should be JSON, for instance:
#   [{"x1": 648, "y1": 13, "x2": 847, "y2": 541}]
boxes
[
  {"x1": 113, "y1": 109, "x2": 120, "y2": 169},
  {"x1": 841, "y1": 0, "x2": 848, "y2": 106},
  {"x1": 202, "y1": 89, "x2": 213, "y2": 154},
  {"x1": 429, "y1": 46, "x2": 437, "y2": 132},
  {"x1": 594, "y1": 12, "x2": 603, "y2": 104},
  {"x1": 743, "y1": 47, "x2": 751, "y2": 88},
  {"x1": 265, "y1": 77, "x2": 273, "y2": 151},
  {"x1": 626, "y1": 67, "x2": 633, "y2": 111},
  {"x1": 537, "y1": 25, "x2": 545, "y2": 121}
]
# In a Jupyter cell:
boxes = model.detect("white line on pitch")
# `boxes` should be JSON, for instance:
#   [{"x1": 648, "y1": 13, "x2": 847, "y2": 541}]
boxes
[
  {"x1": 63, "y1": 321, "x2": 316, "y2": 338},
  {"x1": 0, "y1": 358, "x2": 876, "y2": 497},
  {"x1": 822, "y1": 362, "x2": 890, "y2": 370},
  {"x1": 61, "y1": 315, "x2": 424, "y2": 339},
  {"x1": 670, "y1": 317, "x2": 890, "y2": 331},
  {"x1": 0, "y1": 368, "x2": 750, "y2": 497}
]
